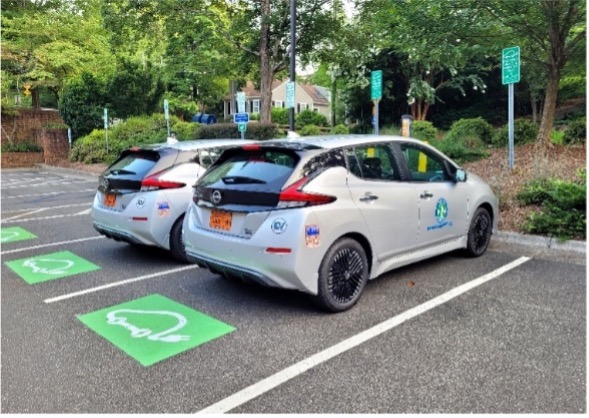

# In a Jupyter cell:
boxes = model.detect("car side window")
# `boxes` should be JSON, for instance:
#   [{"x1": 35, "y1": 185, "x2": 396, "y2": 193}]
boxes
[
  {"x1": 345, "y1": 144, "x2": 400, "y2": 181},
  {"x1": 399, "y1": 144, "x2": 451, "y2": 182},
  {"x1": 302, "y1": 149, "x2": 346, "y2": 177}
]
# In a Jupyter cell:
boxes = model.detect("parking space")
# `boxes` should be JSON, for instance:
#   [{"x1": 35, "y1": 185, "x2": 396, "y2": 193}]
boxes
[{"x1": 1, "y1": 168, "x2": 585, "y2": 413}]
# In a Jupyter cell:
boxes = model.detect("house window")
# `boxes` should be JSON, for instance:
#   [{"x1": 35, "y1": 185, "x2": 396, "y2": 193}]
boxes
[
  {"x1": 313, "y1": 107, "x2": 320, "y2": 112},
  {"x1": 297, "y1": 103, "x2": 308, "y2": 113},
  {"x1": 273, "y1": 100, "x2": 283, "y2": 108},
  {"x1": 252, "y1": 99, "x2": 260, "y2": 113}
]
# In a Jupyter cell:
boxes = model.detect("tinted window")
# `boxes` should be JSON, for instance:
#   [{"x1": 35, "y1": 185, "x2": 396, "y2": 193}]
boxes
[
  {"x1": 107, "y1": 151, "x2": 160, "y2": 177},
  {"x1": 195, "y1": 147, "x2": 226, "y2": 168},
  {"x1": 302, "y1": 149, "x2": 346, "y2": 177},
  {"x1": 400, "y1": 144, "x2": 450, "y2": 182},
  {"x1": 345, "y1": 144, "x2": 400, "y2": 181},
  {"x1": 198, "y1": 149, "x2": 298, "y2": 188}
]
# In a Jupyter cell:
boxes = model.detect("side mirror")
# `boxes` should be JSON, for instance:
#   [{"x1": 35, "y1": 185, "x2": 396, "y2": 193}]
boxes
[{"x1": 455, "y1": 168, "x2": 467, "y2": 182}]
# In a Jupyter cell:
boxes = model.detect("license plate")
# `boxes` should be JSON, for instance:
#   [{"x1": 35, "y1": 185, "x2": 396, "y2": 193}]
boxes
[
  {"x1": 104, "y1": 193, "x2": 116, "y2": 208},
  {"x1": 209, "y1": 209, "x2": 232, "y2": 231}
]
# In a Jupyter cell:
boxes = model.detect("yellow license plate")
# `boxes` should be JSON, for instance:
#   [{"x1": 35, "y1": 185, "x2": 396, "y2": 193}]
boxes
[
  {"x1": 209, "y1": 209, "x2": 232, "y2": 231},
  {"x1": 104, "y1": 193, "x2": 116, "y2": 208}
]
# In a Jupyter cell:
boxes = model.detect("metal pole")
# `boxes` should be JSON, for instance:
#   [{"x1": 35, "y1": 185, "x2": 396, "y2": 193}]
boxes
[
  {"x1": 508, "y1": 83, "x2": 514, "y2": 169},
  {"x1": 289, "y1": 0, "x2": 296, "y2": 132},
  {"x1": 374, "y1": 100, "x2": 379, "y2": 135}
]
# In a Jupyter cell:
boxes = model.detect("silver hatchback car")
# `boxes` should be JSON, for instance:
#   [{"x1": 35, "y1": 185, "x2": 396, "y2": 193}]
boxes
[
  {"x1": 92, "y1": 139, "x2": 253, "y2": 262},
  {"x1": 182, "y1": 135, "x2": 498, "y2": 312}
]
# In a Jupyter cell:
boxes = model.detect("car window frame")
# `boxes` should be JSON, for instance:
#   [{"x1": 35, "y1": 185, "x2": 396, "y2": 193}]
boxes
[
  {"x1": 391, "y1": 141, "x2": 458, "y2": 183},
  {"x1": 343, "y1": 142, "x2": 402, "y2": 182}
]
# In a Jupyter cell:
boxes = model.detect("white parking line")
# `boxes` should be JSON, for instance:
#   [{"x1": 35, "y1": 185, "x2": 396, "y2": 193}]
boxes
[
  {"x1": 196, "y1": 256, "x2": 531, "y2": 414},
  {"x1": 2, "y1": 203, "x2": 91, "y2": 215},
  {"x1": 1, "y1": 212, "x2": 92, "y2": 224},
  {"x1": 44, "y1": 265, "x2": 200, "y2": 304},
  {"x1": 2, "y1": 189, "x2": 96, "y2": 199},
  {"x1": 1, "y1": 179, "x2": 95, "y2": 189},
  {"x1": 1, "y1": 236, "x2": 105, "y2": 255}
]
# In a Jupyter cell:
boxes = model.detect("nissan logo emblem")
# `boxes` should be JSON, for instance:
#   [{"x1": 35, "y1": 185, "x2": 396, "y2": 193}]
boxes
[
  {"x1": 100, "y1": 177, "x2": 109, "y2": 190},
  {"x1": 211, "y1": 190, "x2": 222, "y2": 205}
]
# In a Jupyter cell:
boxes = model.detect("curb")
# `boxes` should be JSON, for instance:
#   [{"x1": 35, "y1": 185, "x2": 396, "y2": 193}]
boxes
[{"x1": 494, "y1": 231, "x2": 586, "y2": 254}]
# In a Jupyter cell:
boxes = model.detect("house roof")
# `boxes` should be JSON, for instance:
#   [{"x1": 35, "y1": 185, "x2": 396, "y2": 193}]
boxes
[{"x1": 226, "y1": 80, "x2": 330, "y2": 105}]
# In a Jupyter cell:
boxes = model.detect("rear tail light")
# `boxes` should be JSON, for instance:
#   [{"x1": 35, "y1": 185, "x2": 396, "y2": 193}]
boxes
[
  {"x1": 140, "y1": 169, "x2": 186, "y2": 191},
  {"x1": 277, "y1": 177, "x2": 336, "y2": 209}
]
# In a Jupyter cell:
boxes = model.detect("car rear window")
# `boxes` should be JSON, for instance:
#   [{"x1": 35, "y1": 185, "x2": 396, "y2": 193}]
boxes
[
  {"x1": 198, "y1": 149, "x2": 299, "y2": 188},
  {"x1": 107, "y1": 150, "x2": 160, "y2": 178}
]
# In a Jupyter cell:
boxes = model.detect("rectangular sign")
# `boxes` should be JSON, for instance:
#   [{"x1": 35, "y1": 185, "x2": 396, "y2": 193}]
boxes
[
  {"x1": 236, "y1": 92, "x2": 246, "y2": 113},
  {"x1": 164, "y1": 99, "x2": 170, "y2": 120},
  {"x1": 371, "y1": 70, "x2": 383, "y2": 100},
  {"x1": 502, "y1": 46, "x2": 520, "y2": 85},
  {"x1": 233, "y1": 113, "x2": 249, "y2": 124},
  {"x1": 103, "y1": 108, "x2": 108, "y2": 129},
  {"x1": 285, "y1": 81, "x2": 295, "y2": 108}
]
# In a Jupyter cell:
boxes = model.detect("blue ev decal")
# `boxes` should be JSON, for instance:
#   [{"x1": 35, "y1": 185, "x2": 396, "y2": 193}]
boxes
[
  {"x1": 427, "y1": 198, "x2": 453, "y2": 231},
  {"x1": 271, "y1": 218, "x2": 288, "y2": 234}
]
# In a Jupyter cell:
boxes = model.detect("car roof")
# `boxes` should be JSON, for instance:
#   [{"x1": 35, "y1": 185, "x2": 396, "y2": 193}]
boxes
[
  {"x1": 140, "y1": 139, "x2": 256, "y2": 152},
  {"x1": 263, "y1": 134, "x2": 428, "y2": 149}
]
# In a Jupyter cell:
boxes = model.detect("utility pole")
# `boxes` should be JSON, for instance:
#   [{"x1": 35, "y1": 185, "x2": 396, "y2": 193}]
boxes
[{"x1": 289, "y1": 0, "x2": 296, "y2": 132}]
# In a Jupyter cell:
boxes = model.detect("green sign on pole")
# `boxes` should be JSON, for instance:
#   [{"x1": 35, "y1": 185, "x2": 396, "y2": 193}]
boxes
[
  {"x1": 286, "y1": 81, "x2": 295, "y2": 108},
  {"x1": 502, "y1": 46, "x2": 520, "y2": 85},
  {"x1": 78, "y1": 294, "x2": 236, "y2": 367},
  {"x1": 371, "y1": 70, "x2": 383, "y2": 100},
  {"x1": 238, "y1": 123, "x2": 247, "y2": 133}
]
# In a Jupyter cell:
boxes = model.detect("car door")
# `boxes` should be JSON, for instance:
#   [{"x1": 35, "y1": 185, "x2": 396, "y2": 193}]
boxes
[
  {"x1": 394, "y1": 142, "x2": 469, "y2": 248},
  {"x1": 345, "y1": 143, "x2": 420, "y2": 262}
]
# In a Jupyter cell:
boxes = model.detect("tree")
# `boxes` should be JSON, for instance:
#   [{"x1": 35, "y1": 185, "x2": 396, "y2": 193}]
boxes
[
  {"x1": 357, "y1": 0, "x2": 490, "y2": 120},
  {"x1": 58, "y1": 73, "x2": 107, "y2": 138},
  {"x1": 225, "y1": 0, "x2": 336, "y2": 123},
  {"x1": 476, "y1": 0, "x2": 586, "y2": 144},
  {"x1": 1, "y1": 0, "x2": 111, "y2": 106}
]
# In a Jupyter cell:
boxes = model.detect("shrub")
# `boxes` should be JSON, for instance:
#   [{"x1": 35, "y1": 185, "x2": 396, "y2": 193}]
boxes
[
  {"x1": 299, "y1": 124, "x2": 321, "y2": 136},
  {"x1": 563, "y1": 118, "x2": 586, "y2": 145},
  {"x1": 196, "y1": 123, "x2": 279, "y2": 140},
  {"x1": 410, "y1": 121, "x2": 437, "y2": 142},
  {"x1": 433, "y1": 137, "x2": 489, "y2": 164},
  {"x1": 551, "y1": 130, "x2": 565, "y2": 145},
  {"x1": 444, "y1": 117, "x2": 494, "y2": 144},
  {"x1": 295, "y1": 109, "x2": 328, "y2": 129},
  {"x1": 172, "y1": 121, "x2": 200, "y2": 140},
  {"x1": 380, "y1": 125, "x2": 401, "y2": 136},
  {"x1": 330, "y1": 124, "x2": 349, "y2": 135},
  {"x1": 271, "y1": 108, "x2": 290, "y2": 125},
  {"x1": 59, "y1": 72, "x2": 107, "y2": 138},
  {"x1": 492, "y1": 119, "x2": 539, "y2": 147},
  {"x1": 517, "y1": 171, "x2": 586, "y2": 240},
  {"x1": 250, "y1": 112, "x2": 260, "y2": 121},
  {"x1": 1, "y1": 142, "x2": 43, "y2": 152}
]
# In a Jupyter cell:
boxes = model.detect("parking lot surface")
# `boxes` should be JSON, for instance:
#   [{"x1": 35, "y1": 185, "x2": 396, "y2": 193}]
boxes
[{"x1": 1, "y1": 168, "x2": 586, "y2": 413}]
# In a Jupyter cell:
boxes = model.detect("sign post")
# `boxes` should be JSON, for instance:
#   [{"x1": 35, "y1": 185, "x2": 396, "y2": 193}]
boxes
[
  {"x1": 103, "y1": 108, "x2": 109, "y2": 152},
  {"x1": 233, "y1": 112, "x2": 249, "y2": 139},
  {"x1": 163, "y1": 99, "x2": 171, "y2": 138},
  {"x1": 502, "y1": 46, "x2": 520, "y2": 170},
  {"x1": 371, "y1": 70, "x2": 383, "y2": 135}
]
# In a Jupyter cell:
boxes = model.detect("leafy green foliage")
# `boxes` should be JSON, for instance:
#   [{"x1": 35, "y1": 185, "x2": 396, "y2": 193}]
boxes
[
  {"x1": 444, "y1": 117, "x2": 494, "y2": 145},
  {"x1": 558, "y1": 76, "x2": 586, "y2": 104},
  {"x1": 563, "y1": 118, "x2": 586, "y2": 145},
  {"x1": 58, "y1": 73, "x2": 107, "y2": 138},
  {"x1": 492, "y1": 119, "x2": 539, "y2": 147},
  {"x1": 433, "y1": 137, "x2": 489, "y2": 165},
  {"x1": 410, "y1": 121, "x2": 437, "y2": 142},
  {"x1": 330, "y1": 124, "x2": 349, "y2": 134},
  {"x1": 299, "y1": 125, "x2": 322, "y2": 136},
  {"x1": 271, "y1": 108, "x2": 290, "y2": 125},
  {"x1": 296, "y1": 110, "x2": 328, "y2": 129},
  {"x1": 196, "y1": 123, "x2": 279, "y2": 141},
  {"x1": 172, "y1": 122, "x2": 200, "y2": 140},
  {"x1": 1, "y1": 142, "x2": 43, "y2": 152},
  {"x1": 517, "y1": 171, "x2": 586, "y2": 240}
]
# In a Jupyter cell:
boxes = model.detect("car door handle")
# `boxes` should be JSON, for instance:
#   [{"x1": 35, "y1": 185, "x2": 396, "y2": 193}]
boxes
[
  {"x1": 359, "y1": 194, "x2": 379, "y2": 202},
  {"x1": 420, "y1": 191, "x2": 434, "y2": 199}
]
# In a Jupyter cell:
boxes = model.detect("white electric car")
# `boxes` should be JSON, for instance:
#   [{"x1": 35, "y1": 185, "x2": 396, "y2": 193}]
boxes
[
  {"x1": 182, "y1": 135, "x2": 499, "y2": 312},
  {"x1": 92, "y1": 139, "x2": 253, "y2": 262}
]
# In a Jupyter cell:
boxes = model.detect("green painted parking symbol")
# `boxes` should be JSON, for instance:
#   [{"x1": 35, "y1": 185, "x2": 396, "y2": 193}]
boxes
[
  {"x1": 1, "y1": 227, "x2": 37, "y2": 243},
  {"x1": 5, "y1": 250, "x2": 100, "y2": 284},
  {"x1": 78, "y1": 294, "x2": 236, "y2": 367}
]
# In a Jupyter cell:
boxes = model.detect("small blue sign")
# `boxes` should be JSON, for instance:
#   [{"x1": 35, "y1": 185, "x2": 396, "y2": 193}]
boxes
[{"x1": 233, "y1": 113, "x2": 249, "y2": 124}]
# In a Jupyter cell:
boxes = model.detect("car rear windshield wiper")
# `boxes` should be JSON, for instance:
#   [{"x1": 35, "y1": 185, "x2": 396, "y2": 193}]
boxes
[
  {"x1": 109, "y1": 169, "x2": 136, "y2": 175},
  {"x1": 222, "y1": 176, "x2": 266, "y2": 184}
]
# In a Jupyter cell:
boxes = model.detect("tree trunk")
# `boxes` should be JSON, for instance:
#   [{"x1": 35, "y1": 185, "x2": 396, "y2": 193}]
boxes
[
  {"x1": 537, "y1": 68, "x2": 559, "y2": 145},
  {"x1": 530, "y1": 91, "x2": 538, "y2": 124},
  {"x1": 259, "y1": 0, "x2": 272, "y2": 124},
  {"x1": 32, "y1": 88, "x2": 41, "y2": 108}
]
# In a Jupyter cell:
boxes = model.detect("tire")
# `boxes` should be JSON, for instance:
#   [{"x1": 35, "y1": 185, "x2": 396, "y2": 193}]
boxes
[
  {"x1": 465, "y1": 207, "x2": 492, "y2": 257},
  {"x1": 169, "y1": 215, "x2": 188, "y2": 263},
  {"x1": 313, "y1": 238, "x2": 369, "y2": 313}
]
